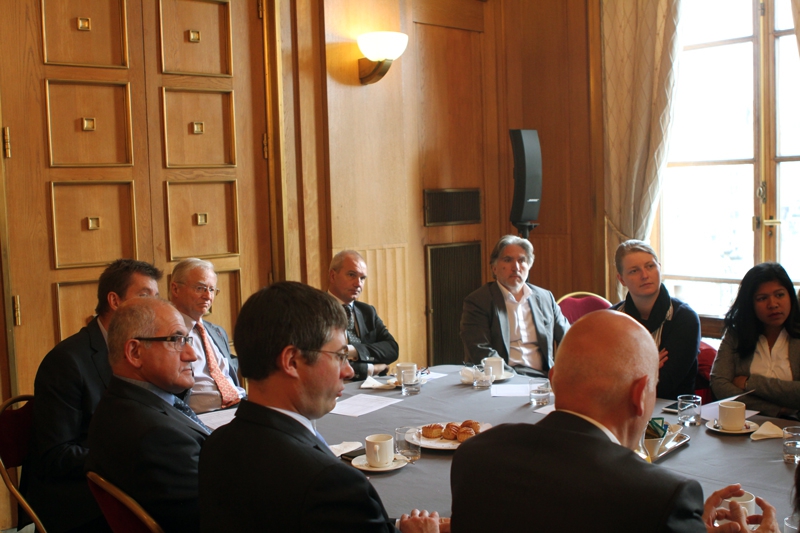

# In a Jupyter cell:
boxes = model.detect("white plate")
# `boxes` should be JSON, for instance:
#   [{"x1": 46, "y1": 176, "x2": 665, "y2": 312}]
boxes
[
  {"x1": 413, "y1": 422, "x2": 493, "y2": 450},
  {"x1": 351, "y1": 454, "x2": 408, "y2": 472},
  {"x1": 386, "y1": 377, "x2": 429, "y2": 388},
  {"x1": 649, "y1": 433, "x2": 690, "y2": 462},
  {"x1": 704, "y1": 420, "x2": 760, "y2": 435},
  {"x1": 459, "y1": 371, "x2": 515, "y2": 385}
]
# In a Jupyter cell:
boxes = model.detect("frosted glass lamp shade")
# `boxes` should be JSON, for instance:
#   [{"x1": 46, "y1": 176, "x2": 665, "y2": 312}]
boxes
[{"x1": 357, "y1": 32, "x2": 408, "y2": 61}]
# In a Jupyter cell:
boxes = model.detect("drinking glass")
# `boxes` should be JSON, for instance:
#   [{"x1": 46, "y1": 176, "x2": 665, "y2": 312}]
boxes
[
  {"x1": 529, "y1": 378, "x2": 551, "y2": 406},
  {"x1": 677, "y1": 394, "x2": 702, "y2": 426},
  {"x1": 783, "y1": 426, "x2": 800, "y2": 464},
  {"x1": 472, "y1": 366, "x2": 493, "y2": 389},
  {"x1": 395, "y1": 427, "x2": 422, "y2": 464},
  {"x1": 401, "y1": 369, "x2": 420, "y2": 396},
  {"x1": 785, "y1": 515, "x2": 799, "y2": 532}
]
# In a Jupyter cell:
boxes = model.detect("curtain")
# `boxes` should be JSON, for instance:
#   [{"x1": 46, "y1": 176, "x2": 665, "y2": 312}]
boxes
[
  {"x1": 793, "y1": 0, "x2": 800, "y2": 54},
  {"x1": 602, "y1": 0, "x2": 682, "y2": 302}
]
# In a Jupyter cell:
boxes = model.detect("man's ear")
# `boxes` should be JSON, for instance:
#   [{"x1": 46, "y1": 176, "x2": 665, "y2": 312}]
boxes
[
  {"x1": 630, "y1": 375, "x2": 650, "y2": 417},
  {"x1": 107, "y1": 291, "x2": 122, "y2": 312},
  {"x1": 277, "y1": 345, "x2": 303, "y2": 378},
  {"x1": 123, "y1": 339, "x2": 144, "y2": 369}
]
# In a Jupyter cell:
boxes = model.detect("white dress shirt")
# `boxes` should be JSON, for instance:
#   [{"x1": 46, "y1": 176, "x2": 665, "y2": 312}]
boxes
[
  {"x1": 497, "y1": 282, "x2": 542, "y2": 371},
  {"x1": 751, "y1": 329, "x2": 793, "y2": 381}
]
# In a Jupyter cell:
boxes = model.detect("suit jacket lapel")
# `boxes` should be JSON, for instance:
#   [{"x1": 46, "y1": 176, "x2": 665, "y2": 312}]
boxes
[
  {"x1": 353, "y1": 304, "x2": 368, "y2": 341},
  {"x1": 526, "y1": 287, "x2": 550, "y2": 371},
  {"x1": 237, "y1": 402, "x2": 337, "y2": 459},
  {"x1": 490, "y1": 283, "x2": 510, "y2": 356},
  {"x1": 88, "y1": 318, "x2": 113, "y2": 387}
]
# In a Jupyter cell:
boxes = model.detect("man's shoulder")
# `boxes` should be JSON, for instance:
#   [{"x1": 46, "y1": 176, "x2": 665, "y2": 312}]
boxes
[
  {"x1": 201, "y1": 319, "x2": 229, "y2": 336},
  {"x1": 465, "y1": 282, "x2": 499, "y2": 302},
  {"x1": 525, "y1": 283, "x2": 556, "y2": 300},
  {"x1": 36, "y1": 319, "x2": 105, "y2": 379}
]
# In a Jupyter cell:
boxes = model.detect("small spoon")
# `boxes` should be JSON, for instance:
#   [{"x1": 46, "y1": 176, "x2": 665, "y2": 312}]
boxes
[{"x1": 713, "y1": 419, "x2": 721, "y2": 429}]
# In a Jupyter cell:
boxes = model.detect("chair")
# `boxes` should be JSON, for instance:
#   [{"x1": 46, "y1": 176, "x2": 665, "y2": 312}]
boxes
[
  {"x1": 0, "y1": 394, "x2": 47, "y2": 532},
  {"x1": 86, "y1": 472, "x2": 164, "y2": 533},
  {"x1": 694, "y1": 341, "x2": 717, "y2": 404},
  {"x1": 556, "y1": 291, "x2": 612, "y2": 324}
]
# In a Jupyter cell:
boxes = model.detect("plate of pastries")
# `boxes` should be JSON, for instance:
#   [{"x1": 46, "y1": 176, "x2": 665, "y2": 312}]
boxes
[{"x1": 415, "y1": 420, "x2": 492, "y2": 450}]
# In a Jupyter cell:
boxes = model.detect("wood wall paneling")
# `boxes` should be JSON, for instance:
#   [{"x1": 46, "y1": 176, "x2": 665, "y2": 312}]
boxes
[
  {"x1": 159, "y1": 0, "x2": 232, "y2": 76},
  {"x1": 42, "y1": 0, "x2": 128, "y2": 68},
  {"x1": 55, "y1": 280, "x2": 99, "y2": 340}
]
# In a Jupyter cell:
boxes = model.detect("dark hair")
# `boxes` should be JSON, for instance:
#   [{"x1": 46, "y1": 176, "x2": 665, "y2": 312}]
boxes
[
  {"x1": 234, "y1": 282, "x2": 348, "y2": 380},
  {"x1": 724, "y1": 262, "x2": 800, "y2": 355},
  {"x1": 95, "y1": 259, "x2": 163, "y2": 315}
]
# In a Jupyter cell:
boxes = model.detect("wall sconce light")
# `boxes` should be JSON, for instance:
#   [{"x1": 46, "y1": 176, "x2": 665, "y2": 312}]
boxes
[{"x1": 357, "y1": 31, "x2": 408, "y2": 85}]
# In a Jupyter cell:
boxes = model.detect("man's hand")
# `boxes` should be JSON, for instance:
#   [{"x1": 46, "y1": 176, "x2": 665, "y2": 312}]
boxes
[
  {"x1": 659, "y1": 348, "x2": 669, "y2": 369},
  {"x1": 398, "y1": 509, "x2": 445, "y2": 533},
  {"x1": 744, "y1": 496, "x2": 781, "y2": 532},
  {"x1": 703, "y1": 484, "x2": 744, "y2": 531},
  {"x1": 373, "y1": 364, "x2": 388, "y2": 375}
]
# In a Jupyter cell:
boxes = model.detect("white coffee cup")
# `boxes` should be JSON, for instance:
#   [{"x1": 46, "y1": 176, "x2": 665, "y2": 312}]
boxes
[
  {"x1": 722, "y1": 491, "x2": 756, "y2": 517},
  {"x1": 483, "y1": 356, "x2": 504, "y2": 380},
  {"x1": 719, "y1": 400, "x2": 746, "y2": 431},
  {"x1": 365, "y1": 434, "x2": 394, "y2": 467},
  {"x1": 395, "y1": 363, "x2": 417, "y2": 385}
]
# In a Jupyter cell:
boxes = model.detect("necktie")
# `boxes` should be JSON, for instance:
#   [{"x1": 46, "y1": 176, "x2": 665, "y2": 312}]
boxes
[
  {"x1": 195, "y1": 321, "x2": 240, "y2": 408},
  {"x1": 344, "y1": 305, "x2": 361, "y2": 345},
  {"x1": 315, "y1": 429, "x2": 328, "y2": 446},
  {"x1": 173, "y1": 396, "x2": 212, "y2": 434}
]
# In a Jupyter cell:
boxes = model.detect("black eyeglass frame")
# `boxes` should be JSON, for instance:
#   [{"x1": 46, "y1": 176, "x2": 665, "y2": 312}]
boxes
[{"x1": 134, "y1": 335, "x2": 194, "y2": 351}]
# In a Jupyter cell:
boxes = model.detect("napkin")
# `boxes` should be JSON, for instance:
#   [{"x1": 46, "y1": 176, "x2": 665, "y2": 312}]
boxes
[
  {"x1": 329, "y1": 441, "x2": 363, "y2": 457},
  {"x1": 750, "y1": 421, "x2": 783, "y2": 441},
  {"x1": 359, "y1": 376, "x2": 394, "y2": 390},
  {"x1": 460, "y1": 367, "x2": 474, "y2": 385}
]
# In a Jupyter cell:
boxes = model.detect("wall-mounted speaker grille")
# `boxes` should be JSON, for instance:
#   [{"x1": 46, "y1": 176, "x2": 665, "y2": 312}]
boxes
[
  {"x1": 423, "y1": 189, "x2": 481, "y2": 226},
  {"x1": 426, "y1": 242, "x2": 482, "y2": 365}
]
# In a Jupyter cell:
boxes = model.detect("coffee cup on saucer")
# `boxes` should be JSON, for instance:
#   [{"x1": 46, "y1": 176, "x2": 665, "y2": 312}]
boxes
[
  {"x1": 365, "y1": 434, "x2": 394, "y2": 468},
  {"x1": 718, "y1": 400, "x2": 747, "y2": 431}
]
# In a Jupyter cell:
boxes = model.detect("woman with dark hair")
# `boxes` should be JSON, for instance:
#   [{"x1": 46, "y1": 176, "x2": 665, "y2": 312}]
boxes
[{"x1": 710, "y1": 262, "x2": 800, "y2": 418}]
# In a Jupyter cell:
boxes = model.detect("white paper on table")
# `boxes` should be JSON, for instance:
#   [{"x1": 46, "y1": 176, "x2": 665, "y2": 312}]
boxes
[
  {"x1": 425, "y1": 372, "x2": 447, "y2": 380},
  {"x1": 535, "y1": 403, "x2": 556, "y2": 414},
  {"x1": 699, "y1": 391, "x2": 758, "y2": 421},
  {"x1": 331, "y1": 394, "x2": 402, "y2": 417},
  {"x1": 490, "y1": 384, "x2": 529, "y2": 397},
  {"x1": 360, "y1": 376, "x2": 394, "y2": 389},
  {"x1": 198, "y1": 406, "x2": 237, "y2": 430},
  {"x1": 329, "y1": 441, "x2": 363, "y2": 457}
]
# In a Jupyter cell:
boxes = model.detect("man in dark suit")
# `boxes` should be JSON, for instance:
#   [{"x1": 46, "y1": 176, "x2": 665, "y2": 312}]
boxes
[
  {"x1": 327, "y1": 250, "x2": 398, "y2": 381},
  {"x1": 26, "y1": 259, "x2": 161, "y2": 533},
  {"x1": 460, "y1": 235, "x2": 570, "y2": 377},
  {"x1": 169, "y1": 258, "x2": 244, "y2": 413},
  {"x1": 86, "y1": 297, "x2": 209, "y2": 533},
  {"x1": 199, "y1": 281, "x2": 444, "y2": 533},
  {"x1": 451, "y1": 310, "x2": 779, "y2": 533}
]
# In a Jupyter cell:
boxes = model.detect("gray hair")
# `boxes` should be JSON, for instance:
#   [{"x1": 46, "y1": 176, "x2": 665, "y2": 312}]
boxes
[
  {"x1": 171, "y1": 258, "x2": 216, "y2": 284},
  {"x1": 107, "y1": 298, "x2": 173, "y2": 366},
  {"x1": 614, "y1": 240, "x2": 659, "y2": 275},
  {"x1": 489, "y1": 235, "x2": 534, "y2": 268},
  {"x1": 329, "y1": 250, "x2": 365, "y2": 272}
]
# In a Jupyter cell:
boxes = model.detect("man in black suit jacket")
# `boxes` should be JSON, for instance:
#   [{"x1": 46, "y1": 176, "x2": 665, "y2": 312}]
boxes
[
  {"x1": 169, "y1": 258, "x2": 244, "y2": 413},
  {"x1": 26, "y1": 259, "x2": 161, "y2": 533},
  {"x1": 451, "y1": 310, "x2": 780, "y2": 533},
  {"x1": 327, "y1": 250, "x2": 399, "y2": 381},
  {"x1": 199, "y1": 282, "x2": 443, "y2": 532},
  {"x1": 86, "y1": 297, "x2": 209, "y2": 533}
]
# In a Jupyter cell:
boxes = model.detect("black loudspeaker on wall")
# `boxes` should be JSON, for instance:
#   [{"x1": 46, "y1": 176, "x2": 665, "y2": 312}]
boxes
[{"x1": 509, "y1": 129, "x2": 542, "y2": 238}]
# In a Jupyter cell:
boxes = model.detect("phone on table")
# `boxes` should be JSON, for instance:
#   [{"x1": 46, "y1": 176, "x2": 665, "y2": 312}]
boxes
[
  {"x1": 340, "y1": 447, "x2": 365, "y2": 461},
  {"x1": 661, "y1": 401, "x2": 690, "y2": 414}
]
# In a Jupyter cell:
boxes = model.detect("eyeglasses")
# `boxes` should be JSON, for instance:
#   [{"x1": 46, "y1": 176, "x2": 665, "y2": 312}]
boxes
[
  {"x1": 134, "y1": 335, "x2": 194, "y2": 352},
  {"x1": 304, "y1": 349, "x2": 350, "y2": 366},
  {"x1": 179, "y1": 282, "x2": 220, "y2": 296}
]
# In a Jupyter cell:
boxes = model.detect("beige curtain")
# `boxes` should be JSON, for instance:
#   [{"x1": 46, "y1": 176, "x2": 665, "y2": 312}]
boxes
[
  {"x1": 793, "y1": 0, "x2": 800, "y2": 54},
  {"x1": 602, "y1": 0, "x2": 682, "y2": 302}
]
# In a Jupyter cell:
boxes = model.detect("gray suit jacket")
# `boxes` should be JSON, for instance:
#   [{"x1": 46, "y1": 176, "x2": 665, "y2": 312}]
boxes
[{"x1": 459, "y1": 281, "x2": 570, "y2": 375}]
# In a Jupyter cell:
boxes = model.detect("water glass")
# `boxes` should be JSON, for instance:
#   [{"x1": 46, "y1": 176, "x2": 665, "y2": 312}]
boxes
[
  {"x1": 473, "y1": 366, "x2": 493, "y2": 389},
  {"x1": 783, "y1": 426, "x2": 800, "y2": 464},
  {"x1": 677, "y1": 394, "x2": 702, "y2": 426},
  {"x1": 529, "y1": 378, "x2": 551, "y2": 406},
  {"x1": 395, "y1": 427, "x2": 422, "y2": 464},
  {"x1": 401, "y1": 369, "x2": 420, "y2": 396},
  {"x1": 785, "y1": 515, "x2": 799, "y2": 532}
]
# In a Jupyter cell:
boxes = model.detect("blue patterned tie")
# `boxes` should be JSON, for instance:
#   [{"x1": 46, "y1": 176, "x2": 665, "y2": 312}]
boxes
[
  {"x1": 173, "y1": 396, "x2": 212, "y2": 434},
  {"x1": 344, "y1": 305, "x2": 361, "y2": 344}
]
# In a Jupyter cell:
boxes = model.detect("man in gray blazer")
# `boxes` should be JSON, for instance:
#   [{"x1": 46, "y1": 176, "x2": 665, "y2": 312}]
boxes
[
  {"x1": 460, "y1": 235, "x2": 570, "y2": 377},
  {"x1": 170, "y1": 258, "x2": 244, "y2": 413}
]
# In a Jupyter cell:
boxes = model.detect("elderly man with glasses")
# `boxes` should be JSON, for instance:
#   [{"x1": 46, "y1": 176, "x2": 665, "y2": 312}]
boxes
[
  {"x1": 86, "y1": 297, "x2": 210, "y2": 533},
  {"x1": 170, "y1": 258, "x2": 245, "y2": 413}
]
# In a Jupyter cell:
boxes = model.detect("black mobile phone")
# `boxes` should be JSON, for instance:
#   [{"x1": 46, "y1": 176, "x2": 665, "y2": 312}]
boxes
[{"x1": 340, "y1": 447, "x2": 365, "y2": 461}]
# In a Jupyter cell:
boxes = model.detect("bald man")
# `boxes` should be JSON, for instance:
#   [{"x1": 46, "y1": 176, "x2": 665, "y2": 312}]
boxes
[{"x1": 450, "y1": 310, "x2": 779, "y2": 533}]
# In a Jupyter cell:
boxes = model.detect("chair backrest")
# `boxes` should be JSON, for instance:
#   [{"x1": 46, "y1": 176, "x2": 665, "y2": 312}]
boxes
[
  {"x1": 87, "y1": 471, "x2": 164, "y2": 533},
  {"x1": 0, "y1": 394, "x2": 47, "y2": 533},
  {"x1": 694, "y1": 341, "x2": 718, "y2": 404},
  {"x1": 556, "y1": 292, "x2": 612, "y2": 324}
]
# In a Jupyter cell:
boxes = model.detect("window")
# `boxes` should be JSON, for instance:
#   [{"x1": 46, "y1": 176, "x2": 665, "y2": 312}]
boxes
[{"x1": 658, "y1": 0, "x2": 800, "y2": 315}]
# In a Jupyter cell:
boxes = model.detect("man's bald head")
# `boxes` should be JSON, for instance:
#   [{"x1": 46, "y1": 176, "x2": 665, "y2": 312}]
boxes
[{"x1": 551, "y1": 310, "x2": 658, "y2": 444}]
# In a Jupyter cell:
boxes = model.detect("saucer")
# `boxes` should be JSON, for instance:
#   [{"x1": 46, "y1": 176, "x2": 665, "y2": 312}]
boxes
[
  {"x1": 460, "y1": 371, "x2": 515, "y2": 385},
  {"x1": 705, "y1": 420, "x2": 760, "y2": 435},
  {"x1": 351, "y1": 454, "x2": 408, "y2": 472},
  {"x1": 386, "y1": 377, "x2": 429, "y2": 388}
]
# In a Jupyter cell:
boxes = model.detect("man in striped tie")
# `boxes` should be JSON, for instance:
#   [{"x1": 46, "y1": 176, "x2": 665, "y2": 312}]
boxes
[{"x1": 170, "y1": 258, "x2": 245, "y2": 413}]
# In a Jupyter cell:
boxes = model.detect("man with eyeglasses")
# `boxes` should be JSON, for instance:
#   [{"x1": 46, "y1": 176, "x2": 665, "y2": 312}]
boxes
[
  {"x1": 327, "y1": 250, "x2": 399, "y2": 381},
  {"x1": 87, "y1": 297, "x2": 210, "y2": 533},
  {"x1": 169, "y1": 258, "x2": 245, "y2": 413},
  {"x1": 27, "y1": 258, "x2": 161, "y2": 533},
  {"x1": 199, "y1": 282, "x2": 445, "y2": 532}
]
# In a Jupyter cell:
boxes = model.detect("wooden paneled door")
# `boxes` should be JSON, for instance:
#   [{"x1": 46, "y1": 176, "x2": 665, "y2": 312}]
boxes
[{"x1": 0, "y1": 0, "x2": 271, "y2": 403}]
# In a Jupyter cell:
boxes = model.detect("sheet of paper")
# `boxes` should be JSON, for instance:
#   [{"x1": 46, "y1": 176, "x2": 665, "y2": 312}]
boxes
[
  {"x1": 425, "y1": 372, "x2": 447, "y2": 380},
  {"x1": 331, "y1": 394, "x2": 402, "y2": 417},
  {"x1": 700, "y1": 392, "x2": 758, "y2": 421},
  {"x1": 198, "y1": 406, "x2": 237, "y2": 430},
  {"x1": 490, "y1": 384, "x2": 529, "y2": 397},
  {"x1": 534, "y1": 403, "x2": 556, "y2": 414}
]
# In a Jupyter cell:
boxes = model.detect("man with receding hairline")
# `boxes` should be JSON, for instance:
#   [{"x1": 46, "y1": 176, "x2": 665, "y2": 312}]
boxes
[{"x1": 451, "y1": 310, "x2": 780, "y2": 533}]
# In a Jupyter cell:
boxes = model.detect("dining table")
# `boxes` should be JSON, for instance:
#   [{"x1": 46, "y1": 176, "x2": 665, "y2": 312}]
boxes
[{"x1": 314, "y1": 364, "x2": 798, "y2": 523}]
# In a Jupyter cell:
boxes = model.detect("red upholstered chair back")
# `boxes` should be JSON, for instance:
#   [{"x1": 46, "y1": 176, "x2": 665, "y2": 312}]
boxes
[
  {"x1": 87, "y1": 471, "x2": 165, "y2": 533},
  {"x1": 557, "y1": 292, "x2": 613, "y2": 324},
  {"x1": 695, "y1": 341, "x2": 718, "y2": 404},
  {"x1": 0, "y1": 395, "x2": 47, "y2": 532}
]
